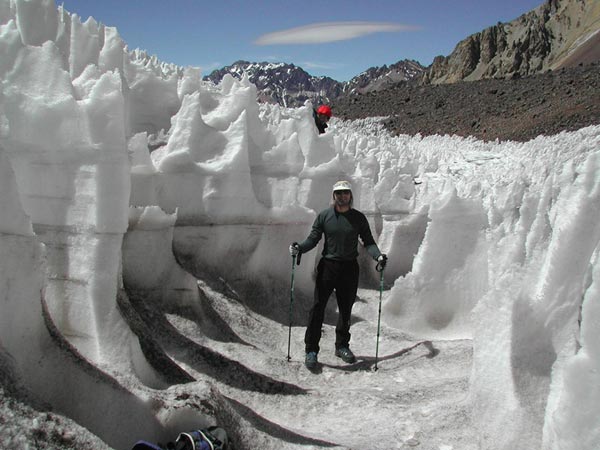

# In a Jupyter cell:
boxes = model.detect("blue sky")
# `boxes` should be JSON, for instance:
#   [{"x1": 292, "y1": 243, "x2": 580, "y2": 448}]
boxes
[{"x1": 56, "y1": 0, "x2": 544, "y2": 82}]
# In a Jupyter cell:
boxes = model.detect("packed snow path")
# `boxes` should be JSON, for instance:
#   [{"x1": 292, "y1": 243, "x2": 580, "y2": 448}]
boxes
[{"x1": 132, "y1": 275, "x2": 476, "y2": 450}]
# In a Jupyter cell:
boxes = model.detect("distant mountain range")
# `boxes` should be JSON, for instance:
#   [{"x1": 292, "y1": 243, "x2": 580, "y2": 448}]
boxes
[
  {"x1": 204, "y1": 0, "x2": 600, "y2": 107},
  {"x1": 203, "y1": 60, "x2": 425, "y2": 107}
]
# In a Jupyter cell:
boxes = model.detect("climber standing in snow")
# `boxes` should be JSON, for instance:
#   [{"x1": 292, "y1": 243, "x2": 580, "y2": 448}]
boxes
[
  {"x1": 289, "y1": 180, "x2": 387, "y2": 370},
  {"x1": 313, "y1": 104, "x2": 332, "y2": 134}
]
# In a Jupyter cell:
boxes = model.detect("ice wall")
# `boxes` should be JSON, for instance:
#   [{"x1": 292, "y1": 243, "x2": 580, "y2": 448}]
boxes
[
  {"x1": 0, "y1": 146, "x2": 45, "y2": 384},
  {"x1": 1, "y1": 0, "x2": 132, "y2": 362},
  {"x1": 448, "y1": 131, "x2": 600, "y2": 450},
  {"x1": 363, "y1": 127, "x2": 600, "y2": 449},
  {"x1": 0, "y1": 2, "x2": 184, "y2": 447},
  {"x1": 0, "y1": 144, "x2": 166, "y2": 449}
]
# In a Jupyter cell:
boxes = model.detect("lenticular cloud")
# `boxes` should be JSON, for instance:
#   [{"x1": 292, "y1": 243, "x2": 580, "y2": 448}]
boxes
[
  {"x1": 254, "y1": 21, "x2": 417, "y2": 45},
  {"x1": 0, "y1": 1, "x2": 599, "y2": 449}
]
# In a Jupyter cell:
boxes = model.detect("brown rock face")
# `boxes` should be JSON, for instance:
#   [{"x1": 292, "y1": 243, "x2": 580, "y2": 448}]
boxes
[{"x1": 422, "y1": 0, "x2": 600, "y2": 84}]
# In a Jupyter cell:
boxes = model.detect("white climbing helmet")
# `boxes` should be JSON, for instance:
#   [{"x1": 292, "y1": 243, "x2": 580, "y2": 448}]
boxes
[{"x1": 332, "y1": 180, "x2": 352, "y2": 192}]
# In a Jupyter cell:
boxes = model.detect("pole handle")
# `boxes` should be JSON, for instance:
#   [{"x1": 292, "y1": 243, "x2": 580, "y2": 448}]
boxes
[{"x1": 292, "y1": 242, "x2": 302, "y2": 265}]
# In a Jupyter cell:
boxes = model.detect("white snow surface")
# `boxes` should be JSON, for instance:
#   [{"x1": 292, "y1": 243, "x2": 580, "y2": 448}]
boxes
[{"x1": 1, "y1": 1, "x2": 599, "y2": 449}]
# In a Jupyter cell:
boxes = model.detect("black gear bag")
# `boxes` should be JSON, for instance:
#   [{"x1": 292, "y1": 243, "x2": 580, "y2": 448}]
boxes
[
  {"x1": 174, "y1": 426, "x2": 229, "y2": 450},
  {"x1": 131, "y1": 426, "x2": 229, "y2": 450}
]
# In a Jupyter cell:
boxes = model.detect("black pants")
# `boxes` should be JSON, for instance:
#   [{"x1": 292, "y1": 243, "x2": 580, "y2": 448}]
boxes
[{"x1": 304, "y1": 258, "x2": 359, "y2": 354}]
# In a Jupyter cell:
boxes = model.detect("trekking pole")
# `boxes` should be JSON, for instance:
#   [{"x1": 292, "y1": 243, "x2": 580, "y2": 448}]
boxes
[
  {"x1": 287, "y1": 248, "x2": 301, "y2": 361},
  {"x1": 374, "y1": 257, "x2": 386, "y2": 371}
]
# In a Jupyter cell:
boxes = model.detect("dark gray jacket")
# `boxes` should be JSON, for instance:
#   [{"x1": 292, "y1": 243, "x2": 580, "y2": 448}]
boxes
[{"x1": 298, "y1": 207, "x2": 381, "y2": 261}]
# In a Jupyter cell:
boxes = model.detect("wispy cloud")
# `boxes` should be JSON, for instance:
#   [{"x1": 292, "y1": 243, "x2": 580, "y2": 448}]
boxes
[
  {"x1": 200, "y1": 62, "x2": 223, "y2": 72},
  {"x1": 302, "y1": 61, "x2": 343, "y2": 70},
  {"x1": 255, "y1": 21, "x2": 419, "y2": 45}
]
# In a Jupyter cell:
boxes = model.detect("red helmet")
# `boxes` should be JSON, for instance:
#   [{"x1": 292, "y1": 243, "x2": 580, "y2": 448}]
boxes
[{"x1": 317, "y1": 105, "x2": 332, "y2": 118}]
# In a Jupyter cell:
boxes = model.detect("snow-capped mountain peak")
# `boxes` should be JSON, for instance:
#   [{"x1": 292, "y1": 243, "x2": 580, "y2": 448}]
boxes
[{"x1": 203, "y1": 59, "x2": 425, "y2": 107}]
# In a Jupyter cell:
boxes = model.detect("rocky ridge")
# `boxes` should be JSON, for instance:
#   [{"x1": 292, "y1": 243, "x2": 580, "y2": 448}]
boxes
[
  {"x1": 343, "y1": 59, "x2": 425, "y2": 94},
  {"x1": 331, "y1": 62, "x2": 600, "y2": 142}
]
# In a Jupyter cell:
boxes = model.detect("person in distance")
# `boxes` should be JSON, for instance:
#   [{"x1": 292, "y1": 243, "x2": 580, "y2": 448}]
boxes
[{"x1": 313, "y1": 104, "x2": 332, "y2": 134}]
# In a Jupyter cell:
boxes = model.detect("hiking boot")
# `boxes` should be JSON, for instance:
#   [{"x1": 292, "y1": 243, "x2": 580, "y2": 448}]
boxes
[
  {"x1": 305, "y1": 352, "x2": 318, "y2": 369},
  {"x1": 335, "y1": 347, "x2": 356, "y2": 363}
]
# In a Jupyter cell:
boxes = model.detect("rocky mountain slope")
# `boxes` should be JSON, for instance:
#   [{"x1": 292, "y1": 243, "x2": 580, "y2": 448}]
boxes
[
  {"x1": 423, "y1": 0, "x2": 600, "y2": 84},
  {"x1": 344, "y1": 59, "x2": 425, "y2": 94},
  {"x1": 331, "y1": 62, "x2": 600, "y2": 142}
]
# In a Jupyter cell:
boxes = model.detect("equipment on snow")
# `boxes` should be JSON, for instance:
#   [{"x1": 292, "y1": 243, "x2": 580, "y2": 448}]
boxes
[
  {"x1": 175, "y1": 427, "x2": 229, "y2": 450},
  {"x1": 132, "y1": 442, "x2": 164, "y2": 450},
  {"x1": 287, "y1": 249, "x2": 301, "y2": 361},
  {"x1": 131, "y1": 426, "x2": 229, "y2": 450},
  {"x1": 374, "y1": 256, "x2": 387, "y2": 371}
]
